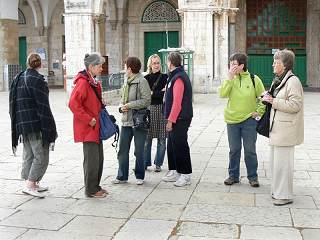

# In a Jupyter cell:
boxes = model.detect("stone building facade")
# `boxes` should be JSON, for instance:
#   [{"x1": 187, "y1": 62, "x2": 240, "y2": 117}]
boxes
[{"x1": 0, "y1": 0, "x2": 319, "y2": 93}]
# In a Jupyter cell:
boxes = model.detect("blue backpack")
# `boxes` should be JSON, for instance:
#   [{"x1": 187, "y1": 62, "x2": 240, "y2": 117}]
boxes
[{"x1": 99, "y1": 108, "x2": 117, "y2": 140}]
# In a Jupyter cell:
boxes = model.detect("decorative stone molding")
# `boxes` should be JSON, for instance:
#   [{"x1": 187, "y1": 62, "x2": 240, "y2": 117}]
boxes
[
  {"x1": 142, "y1": 0, "x2": 180, "y2": 23},
  {"x1": 109, "y1": 20, "x2": 118, "y2": 30},
  {"x1": 65, "y1": 0, "x2": 87, "y2": 9}
]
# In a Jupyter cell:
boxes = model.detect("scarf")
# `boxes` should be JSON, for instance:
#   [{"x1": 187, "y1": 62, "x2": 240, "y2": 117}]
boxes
[
  {"x1": 122, "y1": 74, "x2": 137, "y2": 104},
  {"x1": 270, "y1": 70, "x2": 288, "y2": 96}
]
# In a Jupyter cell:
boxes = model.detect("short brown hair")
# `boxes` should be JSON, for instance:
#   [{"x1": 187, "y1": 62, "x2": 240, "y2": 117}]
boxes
[
  {"x1": 125, "y1": 57, "x2": 141, "y2": 74},
  {"x1": 27, "y1": 53, "x2": 41, "y2": 69},
  {"x1": 274, "y1": 49, "x2": 295, "y2": 70},
  {"x1": 167, "y1": 52, "x2": 182, "y2": 67},
  {"x1": 229, "y1": 53, "x2": 248, "y2": 71}
]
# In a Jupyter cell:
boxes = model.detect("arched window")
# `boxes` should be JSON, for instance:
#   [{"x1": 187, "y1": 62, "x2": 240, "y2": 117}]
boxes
[
  {"x1": 142, "y1": 0, "x2": 180, "y2": 23},
  {"x1": 18, "y1": 8, "x2": 26, "y2": 24}
]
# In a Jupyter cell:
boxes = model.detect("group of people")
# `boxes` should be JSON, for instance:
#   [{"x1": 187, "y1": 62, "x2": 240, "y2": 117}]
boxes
[
  {"x1": 219, "y1": 50, "x2": 304, "y2": 206},
  {"x1": 9, "y1": 49, "x2": 303, "y2": 205}
]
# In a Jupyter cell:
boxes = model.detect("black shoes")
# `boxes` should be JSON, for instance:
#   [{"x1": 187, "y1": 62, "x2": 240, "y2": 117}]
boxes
[
  {"x1": 249, "y1": 179, "x2": 260, "y2": 188},
  {"x1": 224, "y1": 177, "x2": 260, "y2": 187},
  {"x1": 224, "y1": 177, "x2": 240, "y2": 185}
]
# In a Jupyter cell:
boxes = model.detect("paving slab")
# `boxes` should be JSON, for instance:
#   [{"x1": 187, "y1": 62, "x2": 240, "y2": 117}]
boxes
[
  {"x1": 175, "y1": 222, "x2": 238, "y2": 239},
  {"x1": 301, "y1": 229, "x2": 320, "y2": 240},
  {"x1": 132, "y1": 202, "x2": 184, "y2": 221},
  {"x1": 60, "y1": 215, "x2": 125, "y2": 236},
  {"x1": 113, "y1": 218, "x2": 176, "y2": 240},
  {"x1": 189, "y1": 191, "x2": 254, "y2": 206},
  {"x1": 64, "y1": 199, "x2": 140, "y2": 218},
  {"x1": 181, "y1": 204, "x2": 292, "y2": 227},
  {"x1": 0, "y1": 226, "x2": 27, "y2": 240},
  {"x1": 240, "y1": 225, "x2": 302, "y2": 240},
  {"x1": 17, "y1": 229, "x2": 110, "y2": 240},
  {"x1": 291, "y1": 209, "x2": 320, "y2": 228},
  {"x1": 0, "y1": 210, "x2": 75, "y2": 230}
]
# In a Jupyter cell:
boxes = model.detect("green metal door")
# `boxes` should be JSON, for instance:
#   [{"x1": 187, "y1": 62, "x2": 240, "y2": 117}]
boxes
[
  {"x1": 144, "y1": 31, "x2": 179, "y2": 71},
  {"x1": 19, "y1": 37, "x2": 27, "y2": 70},
  {"x1": 247, "y1": 0, "x2": 307, "y2": 86}
]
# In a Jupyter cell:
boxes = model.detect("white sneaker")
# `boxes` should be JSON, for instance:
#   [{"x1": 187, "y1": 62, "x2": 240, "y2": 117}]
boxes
[
  {"x1": 136, "y1": 179, "x2": 144, "y2": 185},
  {"x1": 174, "y1": 174, "x2": 191, "y2": 187},
  {"x1": 162, "y1": 170, "x2": 180, "y2": 182},
  {"x1": 22, "y1": 187, "x2": 45, "y2": 198},
  {"x1": 35, "y1": 185, "x2": 49, "y2": 192},
  {"x1": 111, "y1": 179, "x2": 128, "y2": 184}
]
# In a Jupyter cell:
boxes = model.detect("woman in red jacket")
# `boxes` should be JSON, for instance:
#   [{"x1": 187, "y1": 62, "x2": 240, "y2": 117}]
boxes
[{"x1": 69, "y1": 52, "x2": 106, "y2": 198}]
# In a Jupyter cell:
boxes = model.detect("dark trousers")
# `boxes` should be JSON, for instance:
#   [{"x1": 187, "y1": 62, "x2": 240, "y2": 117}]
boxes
[
  {"x1": 83, "y1": 141, "x2": 104, "y2": 196},
  {"x1": 167, "y1": 119, "x2": 192, "y2": 174},
  {"x1": 117, "y1": 126, "x2": 147, "y2": 180}
]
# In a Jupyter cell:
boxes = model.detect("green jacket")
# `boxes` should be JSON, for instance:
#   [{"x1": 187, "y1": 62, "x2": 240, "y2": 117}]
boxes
[
  {"x1": 218, "y1": 71, "x2": 266, "y2": 124},
  {"x1": 120, "y1": 73, "x2": 151, "y2": 127}
]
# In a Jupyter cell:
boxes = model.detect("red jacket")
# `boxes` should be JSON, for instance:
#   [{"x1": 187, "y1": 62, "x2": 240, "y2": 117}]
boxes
[{"x1": 69, "y1": 70, "x2": 102, "y2": 143}]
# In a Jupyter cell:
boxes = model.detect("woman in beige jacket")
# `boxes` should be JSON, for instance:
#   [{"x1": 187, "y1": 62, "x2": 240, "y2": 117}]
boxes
[{"x1": 262, "y1": 49, "x2": 304, "y2": 206}]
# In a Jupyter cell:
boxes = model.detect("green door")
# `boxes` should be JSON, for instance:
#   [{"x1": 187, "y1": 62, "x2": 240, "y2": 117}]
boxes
[
  {"x1": 19, "y1": 37, "x2": 27, "y2": 70},
  {"x1": 246, "y1": 0, "x2": 307, "y2": 86},
  {"x1": 144, "y1": 31, "x2": 179, "y2": 71}
]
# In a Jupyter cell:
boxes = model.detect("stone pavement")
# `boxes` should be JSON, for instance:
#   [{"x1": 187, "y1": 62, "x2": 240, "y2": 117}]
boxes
[{"x1": 0, "y1": 90, "x2": 319, "y2": 240}]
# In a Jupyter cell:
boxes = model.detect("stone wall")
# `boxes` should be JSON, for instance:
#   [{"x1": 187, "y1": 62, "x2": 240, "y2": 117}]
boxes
[
  {"x1": 0, "y1": 19, "x2": 19, "y2": 90},
  {"x1": 48, "y1": 0, "x2": 65, "y2": 86}
]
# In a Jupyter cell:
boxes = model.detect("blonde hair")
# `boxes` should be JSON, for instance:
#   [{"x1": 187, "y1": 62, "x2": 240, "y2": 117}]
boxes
[
  {"x1": 146, "y1": 54, "x2": 162, "y2": 74},
  {"x1": 27, "y1": 53, "x2": 41, "y2": 69}
]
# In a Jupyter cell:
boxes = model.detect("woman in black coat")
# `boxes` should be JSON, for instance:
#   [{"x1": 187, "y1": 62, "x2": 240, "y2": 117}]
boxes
[{"x1": 143, "y1": 54, "x2": 168, "y2": 172}]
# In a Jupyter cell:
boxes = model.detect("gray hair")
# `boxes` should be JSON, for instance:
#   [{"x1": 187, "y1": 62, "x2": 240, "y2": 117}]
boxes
[
  {"x1": 84, "y1": 52, "x2": 105, "y2": 69},
  {"x1": 274, "y1": 49, "x2": 295, "y2": 70},
  {"x1": 167, "y1": 52, "x2": 182, "y2": 67}
]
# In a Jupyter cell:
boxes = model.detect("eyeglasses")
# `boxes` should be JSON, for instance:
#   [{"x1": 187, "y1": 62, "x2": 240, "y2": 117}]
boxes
[{"x1": 229, "y1": 62, "x2": 239, "y2": 66}]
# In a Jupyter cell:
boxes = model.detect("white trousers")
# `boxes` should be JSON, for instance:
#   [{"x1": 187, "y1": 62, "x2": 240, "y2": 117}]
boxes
[{"x1": 269, "y1": 145, "x2": 294, "y2": 200}]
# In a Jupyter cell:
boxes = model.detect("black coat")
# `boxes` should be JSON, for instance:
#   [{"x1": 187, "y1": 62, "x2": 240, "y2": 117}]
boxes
[
  {"x1": 145, "y1": 72, "x2": 168, "y2": 105},
  {"x1": 9, "y1": 68, "x2": 57, "y2": 149}
]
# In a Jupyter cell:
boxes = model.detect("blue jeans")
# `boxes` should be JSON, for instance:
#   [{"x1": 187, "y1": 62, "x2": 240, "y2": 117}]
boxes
[
  {"x1": 143, "y1": 137, "x2": 166, "y2": 168},
  {"x1": 117, "y1": 126, "x2": 147, "y2": 181},
  {"x1": 227, "y1": 117, "x2": 258, "y2": 181}
]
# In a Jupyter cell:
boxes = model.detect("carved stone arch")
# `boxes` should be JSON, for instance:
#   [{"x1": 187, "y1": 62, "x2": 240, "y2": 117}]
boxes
[
  {"x1": 141, "y1": 0, "x2": 180, "y2": 23},
  {"x1": 18, "y1": 8, "x2": 27, "y2": 24},
  {"x1": 25, "y1": 0, "x2": 44, "y2": 28}
]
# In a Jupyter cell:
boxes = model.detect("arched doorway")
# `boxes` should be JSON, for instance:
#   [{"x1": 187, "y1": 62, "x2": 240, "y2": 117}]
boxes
[{"x1": 141, "y1": 0, "x2": 181, "y2": 70}]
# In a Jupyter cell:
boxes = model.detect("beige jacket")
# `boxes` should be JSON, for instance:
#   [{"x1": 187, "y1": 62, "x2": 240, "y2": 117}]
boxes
[
  {"x1": 269, "y1": 70, "x2": 304, "y2": 146},
  {"x1": 120, "y1": 73, "x2": 151, "y2": 127}
]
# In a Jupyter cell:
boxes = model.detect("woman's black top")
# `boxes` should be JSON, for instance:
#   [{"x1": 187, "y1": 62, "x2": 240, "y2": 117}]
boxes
[{"x1": 145, "y1": 72, "x2": 168, "y2": 105}]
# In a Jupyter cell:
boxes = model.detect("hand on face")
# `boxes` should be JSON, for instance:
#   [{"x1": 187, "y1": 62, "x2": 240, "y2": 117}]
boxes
[{"x1": 228, "y1": 61, "x2": 239, "y2": 79}]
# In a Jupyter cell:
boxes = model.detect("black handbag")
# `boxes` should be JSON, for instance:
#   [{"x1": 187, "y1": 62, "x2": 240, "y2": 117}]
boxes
[
  {"x1": 132, "y1": 82, "x2": 150, "y2": 130},
  {"x1": 255, "y1": 74, "x2": 294, "y2": 138},
  {"x1": 256, "y1": 104, "x2": 272, "y2": 137},
  {"x1": 132, "y1": 108, "x2": 150, "y2": 129}
]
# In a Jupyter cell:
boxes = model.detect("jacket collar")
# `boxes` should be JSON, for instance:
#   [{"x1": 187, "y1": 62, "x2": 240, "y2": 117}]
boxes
[
  {"x1": 275, "y1": 70, "x2": 293, "y2": 90},
  {"x1": 127, "y1": 72, "x2": 143, "y2": 84}
]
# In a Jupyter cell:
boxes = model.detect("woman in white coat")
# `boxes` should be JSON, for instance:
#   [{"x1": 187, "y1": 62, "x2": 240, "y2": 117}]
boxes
[{"x1": 262, "y1": 49, "x2": 304, "y2": 206}]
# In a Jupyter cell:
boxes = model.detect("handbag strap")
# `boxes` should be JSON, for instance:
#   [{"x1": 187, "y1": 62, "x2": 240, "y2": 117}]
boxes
[
  {"x1": 270, "y1": 74, "x2": 294, "y2": 131},
  {"x1": 151, "y1": 73, "x2": 162, "y2": 91},
  {"x1": 91, "y1": 83, "x2": 104, "y2": 108}
]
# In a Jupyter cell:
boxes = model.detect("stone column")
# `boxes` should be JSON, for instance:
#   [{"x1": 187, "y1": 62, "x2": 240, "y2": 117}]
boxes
[
  {"x1": 64, "y1": 1, "x2": 95, "y2": 92},
  {"x1": 306, "y1": 0, "x2": 320, "y2": 88},
  {"x1": 0, "y1": 0, "x2": 19, "y2": 91},
  {"x1": 212, "y1": 10, "x2": 230, "y2": 87},
  {"x1": 178, "y1": 9, "x2": 214, "y2": 93}
]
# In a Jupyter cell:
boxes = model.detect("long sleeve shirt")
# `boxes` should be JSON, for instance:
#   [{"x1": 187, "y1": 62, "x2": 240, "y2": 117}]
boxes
[{"x1": 168, "y1": 78, "x2": 184, "y2": 123}]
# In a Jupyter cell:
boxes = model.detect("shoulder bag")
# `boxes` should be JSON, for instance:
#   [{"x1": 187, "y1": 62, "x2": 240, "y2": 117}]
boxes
[{"x1": 132, "y1": 81, "x2": 150, "y2": 130}]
